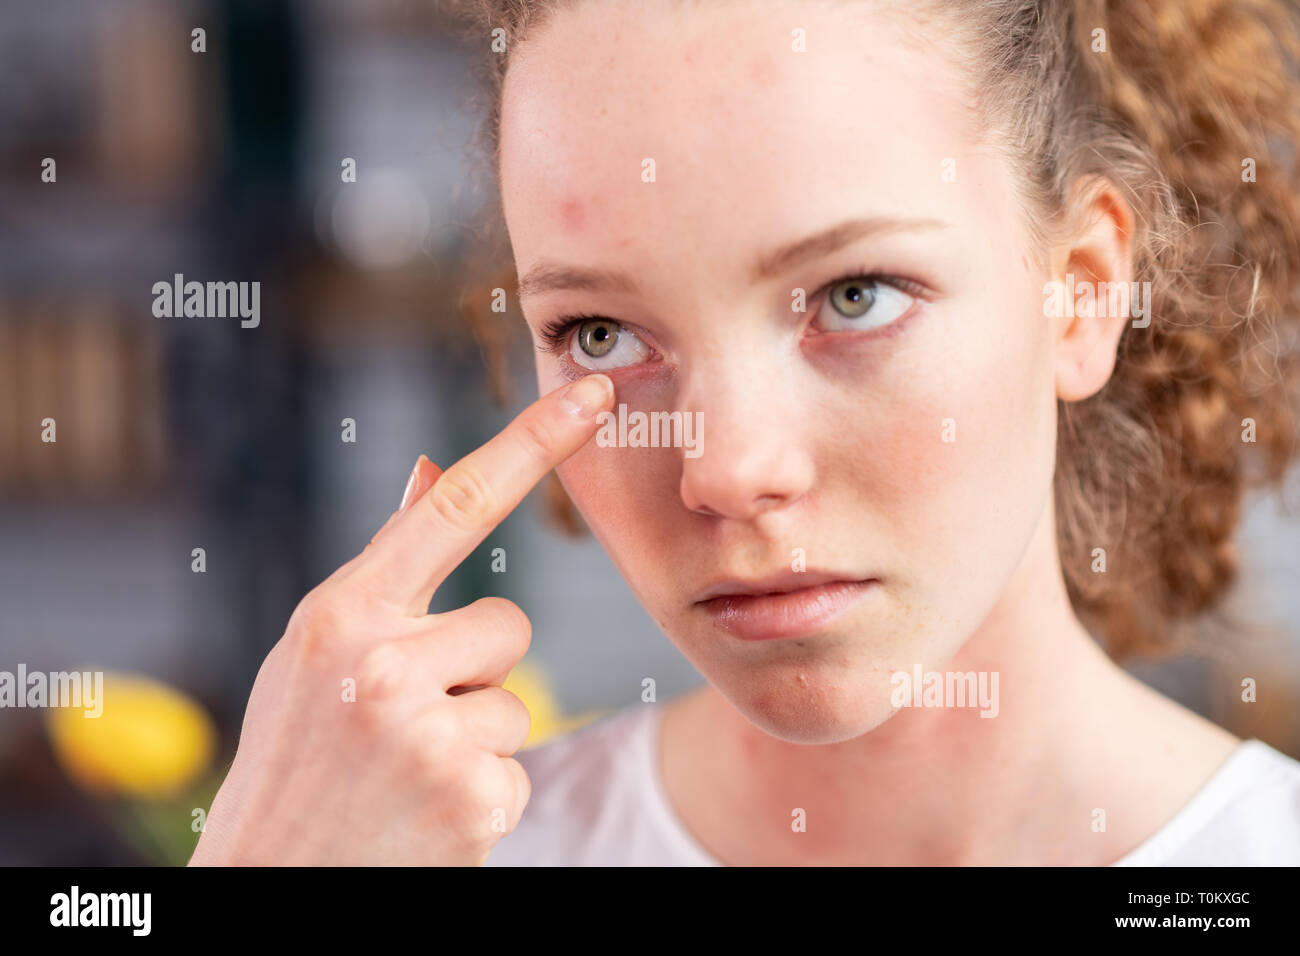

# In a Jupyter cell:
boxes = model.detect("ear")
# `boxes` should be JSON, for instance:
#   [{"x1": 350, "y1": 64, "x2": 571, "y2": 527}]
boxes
[{"x1": 1049, "y1": 179, "x2": 1137, "y2": 402}]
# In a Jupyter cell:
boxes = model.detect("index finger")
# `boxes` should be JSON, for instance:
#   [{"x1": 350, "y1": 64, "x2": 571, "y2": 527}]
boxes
[{"x1": 364, "y1": 373, "x2": 614, "y2": 615}]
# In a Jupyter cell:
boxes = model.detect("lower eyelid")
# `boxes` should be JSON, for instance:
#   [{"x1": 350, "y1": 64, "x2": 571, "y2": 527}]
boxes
[{"x1": 807, "y1": 299, "x2": 923, "y2": 341}]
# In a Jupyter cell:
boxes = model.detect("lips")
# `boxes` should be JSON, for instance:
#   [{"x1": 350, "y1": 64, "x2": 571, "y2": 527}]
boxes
[
  {"x1": 694, "y1": 570, "x2": 859, "y2": 602},
  {"x1": 694, "y1": 572, "x2": 878, "y2": 641}
]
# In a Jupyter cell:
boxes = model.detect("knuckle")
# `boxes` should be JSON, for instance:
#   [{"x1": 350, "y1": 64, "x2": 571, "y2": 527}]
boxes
[
  {"x1": 452, "y1": 761, "x2": 507, "y2": 819},
  {"x1": 446, "y1": 810, "x2": 495, "y2": 856},
  {"x1": 513, "y1": 758, "x2": 532, "y2": 804},
  {"x1": 425, "y1": 464, "x2": 496, "y2": 531},
  {"x1": 355, "y1": 641, "x2": 407, "y2": 700},
  {"x1": 422, "y1": 757, "x2": 516, "y2": 852},
  {"x1": 503, "y1": 757, "x2": 532, "y2": 819},
  {"x1": 488, "y1": 687, "x2": 532, "y2": 745},
  {"x1": 354, "y1": 695, "x2": 390, "y2": 735},
  {"x1": 515, "y1": 413, "x2": 558, "y2": 465},
  {"x1": 287, "y1": 587, "x2": 346, "y2": 654},
  {"x1": 471, "y1": 597, "x2": 532, "y2": 648},
  {"x1": 510, "y1": 694, "x2": 533, "y2": 744},
  {"x1": 407, "y1": 708, "x2": 462, "y2": 771}
]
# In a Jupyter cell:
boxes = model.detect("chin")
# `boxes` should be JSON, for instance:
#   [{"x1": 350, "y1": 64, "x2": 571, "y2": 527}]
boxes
[{"x1": 718, "y1": 663, "x2": 901, "y2": 745}]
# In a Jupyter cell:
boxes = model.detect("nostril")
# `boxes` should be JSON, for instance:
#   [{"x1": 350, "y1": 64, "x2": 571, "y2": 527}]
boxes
[
  {"x1": 683, "y1": 490, "x2": 790, "y2": 520},
  {"x1": 678, "y1": 437, "x2": 815, "y2": 520}
]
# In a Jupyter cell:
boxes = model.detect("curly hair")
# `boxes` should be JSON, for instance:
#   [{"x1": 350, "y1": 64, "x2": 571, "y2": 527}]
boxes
[{"x1": 437, "y1": 0, "x2": 1300, "y2": 662}]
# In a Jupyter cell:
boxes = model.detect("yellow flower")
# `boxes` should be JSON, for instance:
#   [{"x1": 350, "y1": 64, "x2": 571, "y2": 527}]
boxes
[
  {"x1": 45, "y1": 671, "x2": 216, "y2": 800},
  {"x1": 502, "y1": 661, "x2": 606, "y2": 749}
]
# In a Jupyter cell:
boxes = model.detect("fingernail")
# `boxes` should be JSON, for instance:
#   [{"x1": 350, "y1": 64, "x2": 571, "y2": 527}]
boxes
[
  {"x1": 398, "y1": 454, "x2": 426, "y2": 511},
  {"x1": 559, "y1": 374, "x2": 613, "y2": 421}
]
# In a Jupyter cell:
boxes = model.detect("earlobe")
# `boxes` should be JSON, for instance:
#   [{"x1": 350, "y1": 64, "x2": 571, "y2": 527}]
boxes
[{"x1": 1051, "y1": 181, "x2": 1138, "y2": 402}]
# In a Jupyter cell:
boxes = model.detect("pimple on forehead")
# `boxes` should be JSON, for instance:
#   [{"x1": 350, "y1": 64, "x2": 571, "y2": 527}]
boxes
[
  {"x1": 748, "y1": 50, "x2": 777, "y2": 87},
  {"x1": 682, "y1": 36, "x2": 700, "y2": 66},
  {"x1": 558, "y1": 197, "x2": 585, "y2": 232}
]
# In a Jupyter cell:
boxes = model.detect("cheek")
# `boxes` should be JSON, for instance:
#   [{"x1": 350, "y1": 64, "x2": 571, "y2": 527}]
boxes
[
  {"x1": 538, "y1": 354, "x2": 694, "y2": 601},
  {"x1": 855, "y1": 284, "x2": 1057, "y2": 620},
  {"x1": 554, "y1": 444, "x2": 632, "y2": 521},
  {"x1": 554, "y1": 441, "x2": 689, "y2": 595}
]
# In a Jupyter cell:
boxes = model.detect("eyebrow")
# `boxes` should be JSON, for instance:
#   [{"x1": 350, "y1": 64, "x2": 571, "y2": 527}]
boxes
[{"x1": 515, "y1": 216, "x2": 949, "y2": 299}]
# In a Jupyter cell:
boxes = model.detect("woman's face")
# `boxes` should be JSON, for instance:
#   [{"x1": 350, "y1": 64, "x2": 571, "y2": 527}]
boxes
[{"x1": 499, "y1": 0, "x2": 1061, "y2": 744}]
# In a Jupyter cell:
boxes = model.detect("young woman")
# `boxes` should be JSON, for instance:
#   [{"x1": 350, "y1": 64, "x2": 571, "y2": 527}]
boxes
[{"x1": 191, "y1": 0, "x2": 1300, "y2": 866}]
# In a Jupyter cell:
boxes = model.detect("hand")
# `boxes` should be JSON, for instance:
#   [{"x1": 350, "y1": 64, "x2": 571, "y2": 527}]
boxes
[{"x1": 188, "y1": 373, "x2": 614, "y2": 865}]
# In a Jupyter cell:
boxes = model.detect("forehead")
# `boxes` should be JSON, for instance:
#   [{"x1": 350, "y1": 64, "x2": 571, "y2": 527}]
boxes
[{"x1": 499, "y1": 0, "x2": 990, "y2": 285}]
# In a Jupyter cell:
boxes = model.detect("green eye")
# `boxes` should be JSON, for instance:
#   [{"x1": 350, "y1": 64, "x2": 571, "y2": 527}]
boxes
[
  {"x1": 578, "y1": 319, "x2": 620, "y2": 358},
  {"x1": 554, "y1": 316, "x2": 652, "y2": 371},
  {"x1": 829, "y1": 280, "x2": 876, "y2": 318},
  {"x1": 816, "y1": 276, "x2": 917, "y2": 332}
]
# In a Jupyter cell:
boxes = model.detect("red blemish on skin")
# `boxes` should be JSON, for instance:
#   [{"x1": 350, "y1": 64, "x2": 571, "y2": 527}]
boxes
[
  {"x1": 559, "y1": 198, "x2": 585, "y2": 232},
  {"x1": 683, "y1": 37, "x2": 700, "y2": 67},
  {"x1": 749, "y1": 52, "x2": 777, "y2": 87}
]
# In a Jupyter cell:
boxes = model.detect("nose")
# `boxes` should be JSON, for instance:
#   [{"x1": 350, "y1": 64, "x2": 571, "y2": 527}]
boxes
[{"x1": 677, "y1": 368, "x2": 815, "y2": 521}]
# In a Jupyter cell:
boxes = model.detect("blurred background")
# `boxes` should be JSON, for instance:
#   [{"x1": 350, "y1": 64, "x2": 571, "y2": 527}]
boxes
[{"x1": 0, "y1": 0, "x2": 1297, "y2": 865}]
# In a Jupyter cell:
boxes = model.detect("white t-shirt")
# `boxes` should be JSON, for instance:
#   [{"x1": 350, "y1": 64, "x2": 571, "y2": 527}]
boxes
[{"x1": 485, "y1": 703, "x2": 1300, "y2": 866}]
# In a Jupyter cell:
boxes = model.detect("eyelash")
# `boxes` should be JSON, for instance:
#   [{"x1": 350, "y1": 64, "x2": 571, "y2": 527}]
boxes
[{"x1": 535, "y1": 270, "x2": 928, "y2": 356}]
